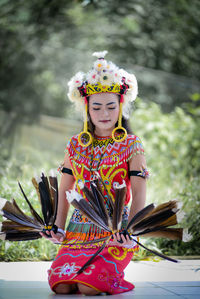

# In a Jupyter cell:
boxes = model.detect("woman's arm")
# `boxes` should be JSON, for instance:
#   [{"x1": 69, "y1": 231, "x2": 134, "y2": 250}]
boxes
[
  {"x1": 41, "y1": 152, "x2": 75, "y2": 242},
  {"x1": 128, "y1": 153, "x2": 147, "y2": 222},
  {"x1": 110, "y1": 154, "x2": 147, "y2": 247},
  {"x1": 54, "y1": 153, "x2": 75, "y2": 230}
]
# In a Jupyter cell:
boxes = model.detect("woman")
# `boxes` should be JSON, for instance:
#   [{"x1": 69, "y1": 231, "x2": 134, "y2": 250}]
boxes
[{"x1": 43, "y1": 51, "x2": 148, "y2": 295}]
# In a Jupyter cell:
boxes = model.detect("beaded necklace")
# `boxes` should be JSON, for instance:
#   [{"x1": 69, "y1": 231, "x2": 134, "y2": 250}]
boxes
[{"x1": 89, "y1": 136, "x2": 113, "y2": 180}]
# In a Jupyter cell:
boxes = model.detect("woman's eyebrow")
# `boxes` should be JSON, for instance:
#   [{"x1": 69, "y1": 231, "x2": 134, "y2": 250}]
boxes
[
  {"x1": 92, "y1": 101, "x2": 116, "y2": 106},
  {"x1": 92, "y1": 102, "x2": 102, "y2": 106},
  {"x1": 106, "y1": 102, "x2": 116, "y2": 106}
]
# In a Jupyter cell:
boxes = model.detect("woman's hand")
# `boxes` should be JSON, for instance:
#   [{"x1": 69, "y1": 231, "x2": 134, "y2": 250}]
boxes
[
  {"x1": 40, "y1": 230, "x2": 65, "y2": 244},
  {"x1": 110, "y1": 232, "x2": 135, "y2": 248}
]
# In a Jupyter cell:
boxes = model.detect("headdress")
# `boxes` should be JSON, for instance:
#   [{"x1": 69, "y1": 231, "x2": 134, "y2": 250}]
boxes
[{"x1": 68, "y1": 51, "x2": 138, "y2": 147}]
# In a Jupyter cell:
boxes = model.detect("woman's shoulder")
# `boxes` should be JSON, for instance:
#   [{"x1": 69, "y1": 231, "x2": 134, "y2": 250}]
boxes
[
  {"x1": 68, "y1": 134, "x2": 79, "y2": 144},
  {"x1": 127, "y1": 134, "x2": 143, "y2": 143},
  {"x1": 126, "y1": 134, "x2": 145, "y2": 155},
  {"x1": 65, "y1": 134, "x2": 79, "y2": 154}
]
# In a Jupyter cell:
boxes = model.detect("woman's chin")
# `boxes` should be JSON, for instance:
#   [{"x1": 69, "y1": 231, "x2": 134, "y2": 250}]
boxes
[{"x1": 95, "y1": 122, "x2": 115, "y2": 135}]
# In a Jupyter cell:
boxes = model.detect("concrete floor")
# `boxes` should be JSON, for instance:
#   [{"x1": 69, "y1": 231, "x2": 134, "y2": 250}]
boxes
[{"x1": 0, "y1": 260, "x2": 200, "y2": 298}]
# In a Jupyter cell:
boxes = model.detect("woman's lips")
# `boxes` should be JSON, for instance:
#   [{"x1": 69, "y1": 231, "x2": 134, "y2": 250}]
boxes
[{"x1": 99, "y1": 120, "x2": 111, "y2": 123}]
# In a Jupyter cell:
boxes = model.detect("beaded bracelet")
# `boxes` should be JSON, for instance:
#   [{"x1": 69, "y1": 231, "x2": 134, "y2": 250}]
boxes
[{"x1": 57, "y1": 228, "x2": 66, "y2": 237}]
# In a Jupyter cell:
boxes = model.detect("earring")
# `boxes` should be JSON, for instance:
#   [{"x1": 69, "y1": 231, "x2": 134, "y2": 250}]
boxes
[
  {"x1": 78, "y1": 101, "x2": 93, "y2": 147},
  {"x1": 112, "y1": 100, "x2": 127, "y2": 142}
]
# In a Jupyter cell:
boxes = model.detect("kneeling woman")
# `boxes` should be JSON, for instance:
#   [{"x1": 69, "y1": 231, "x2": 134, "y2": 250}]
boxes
[{"x1": 42, "y1": 51, "x2": 148, "y2": 295}]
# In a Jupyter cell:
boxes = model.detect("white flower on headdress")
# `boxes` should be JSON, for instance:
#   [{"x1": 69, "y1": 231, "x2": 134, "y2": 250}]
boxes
[
  {"x1": 87, "y1": 69, "x2": 99, "y2": 84},
  {"x1": 106, "y1": 61, "x2": 115, "y2": 72},
  {"x1": 122, "y1": 100, "x2": 132, "y2": 119},
  {"x1": 70, "y1": 72, "x2": 84, "y2": 87},
  {"x1": 93, "y1": 59, "x2": 107, "y2": 71},
  {"x1": 112, "y1": 70, "x2": 122, "y2": 84},
  {"x1": 67, "y1": 72, "x2": 85, "y2": 108},
  {"x1": 99, "y1": 72, "x2": 114, "y2": 86},
  {"x1": 92, "y1": 51, "x2": 108, "y2": 59},
  {"x1": 119, "y1": 69, "x2": 138, "y2": 101},
  {"x1": 126, "y1": 73, "x2": 138, "y2": 91}
]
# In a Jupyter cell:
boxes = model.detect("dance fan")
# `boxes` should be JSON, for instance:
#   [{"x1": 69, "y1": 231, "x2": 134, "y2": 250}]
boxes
[
  {"x1": 0, "y1": 173, "x2": 191, "y2": 275},
  {"x1": 66, "y1": 173, "x2": 192, "y2": 274},
  {"x1": 0, "y1": 172, "x2": 60, "y2": 241}
]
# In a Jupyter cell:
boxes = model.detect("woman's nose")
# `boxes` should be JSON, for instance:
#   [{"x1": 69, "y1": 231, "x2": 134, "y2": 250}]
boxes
[{"x1": 102, "y1": 109, "x2": 109, "y2": 117}]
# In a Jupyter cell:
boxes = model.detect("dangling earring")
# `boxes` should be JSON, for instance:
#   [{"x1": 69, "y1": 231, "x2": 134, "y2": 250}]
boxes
[
  {"x1": 78, "y1": 98, "x2": 93, "y2": 147},
  {"x1": 112, "y1": 95, "x2": 127, "y2": 142}
]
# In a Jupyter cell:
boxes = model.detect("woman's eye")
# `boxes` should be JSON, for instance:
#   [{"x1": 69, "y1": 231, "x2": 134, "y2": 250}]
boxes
[
  {"x1": 108, "y1": 107, "x2": 116, "y2": 110},
  {"x1": 93, "y1": 108, "x2": 100, "y2": 111}
]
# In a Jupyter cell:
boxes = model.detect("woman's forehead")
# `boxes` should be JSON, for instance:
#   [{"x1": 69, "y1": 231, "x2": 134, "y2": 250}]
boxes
[{"x1": 90, "y1": 93, "x2": 119, "y2": 104}]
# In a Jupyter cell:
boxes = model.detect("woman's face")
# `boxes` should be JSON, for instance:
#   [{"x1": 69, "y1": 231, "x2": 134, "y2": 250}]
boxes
[{"x1": 89, "y1": 93, "x2": 120, "y2": 135}]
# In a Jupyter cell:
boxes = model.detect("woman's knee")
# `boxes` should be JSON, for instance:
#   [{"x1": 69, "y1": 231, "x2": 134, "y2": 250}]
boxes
[
  {"x1": 77, "y1": 283, "x2": 100, "y2": 296},
  {"x1": 54, "y1": 283, "x2": 75, "y2": 294}
]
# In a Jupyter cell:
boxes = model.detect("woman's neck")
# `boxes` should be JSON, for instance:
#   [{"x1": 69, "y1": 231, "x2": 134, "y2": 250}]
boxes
[{"x1": 94, "y1": 127, "x2": 113, "y2": 137}]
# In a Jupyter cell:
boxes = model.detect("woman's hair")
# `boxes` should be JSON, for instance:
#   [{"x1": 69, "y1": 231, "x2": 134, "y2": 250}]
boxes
[{"x1": 86, "y1": 95, "x2": 133, "y2": 135}]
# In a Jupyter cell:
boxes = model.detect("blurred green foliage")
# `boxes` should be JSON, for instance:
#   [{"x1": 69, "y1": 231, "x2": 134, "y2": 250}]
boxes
[
  {"x1": 132, "y1": 95, "x2": 200, "y2": 256},
  {"x1": 0, "y1": 0, "x2": 199, "y2": 124}
]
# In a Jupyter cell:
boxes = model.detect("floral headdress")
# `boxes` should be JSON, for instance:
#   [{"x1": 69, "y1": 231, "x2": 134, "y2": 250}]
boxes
[{"x1": 67, "y1": 51, "x2": 138, "y2": 146}]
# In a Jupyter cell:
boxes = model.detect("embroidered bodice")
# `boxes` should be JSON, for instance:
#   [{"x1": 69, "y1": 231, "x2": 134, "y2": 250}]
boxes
[
  {"x1": 63, "y1": 134, "x2": 145, "y2": 247},
  {"x1": 66, "y1": 134, "x2": 144, "y2": 205}
]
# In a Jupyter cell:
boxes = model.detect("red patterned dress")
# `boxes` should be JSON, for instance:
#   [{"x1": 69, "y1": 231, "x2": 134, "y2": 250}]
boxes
[{"x1": 48, "y1": 134, "x2": 145, "y2": 294}]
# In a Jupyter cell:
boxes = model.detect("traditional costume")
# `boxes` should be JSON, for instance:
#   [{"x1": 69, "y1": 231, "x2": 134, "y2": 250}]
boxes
[
  {"x1": 0, "y1": 51, "x2": 190, "y2": 295},
  {"x1": 48, "y1": 51, "x2": 148, "y2": 294}
]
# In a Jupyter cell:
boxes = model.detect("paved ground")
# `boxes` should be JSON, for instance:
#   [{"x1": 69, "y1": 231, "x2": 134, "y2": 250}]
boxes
[{"x1": 0, "y1": 260, "x2": 200, "y2": 298}]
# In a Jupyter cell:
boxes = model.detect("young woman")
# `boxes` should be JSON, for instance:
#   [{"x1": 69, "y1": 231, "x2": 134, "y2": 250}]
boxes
[{"x1": 42, "y1": 51, "x2": 149, "y2": 295}]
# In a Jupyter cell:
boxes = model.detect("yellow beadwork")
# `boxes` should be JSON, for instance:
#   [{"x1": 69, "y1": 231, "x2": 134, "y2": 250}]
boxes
[
  {"x1": 86, "y1": 82, "x2": 121, "y2": 96},
  {"x1": 99, "y1": 166, "x2": 127, "y2": 203},
  {"x1": 70, "y1": 138, "x2": 143, "y2": 163},
  {"x1": 78, "y1": 103, "x2": 93, "y2": 147},
  {"x1": 112, "y1": 102, "x2": 127, "y2": 142}
]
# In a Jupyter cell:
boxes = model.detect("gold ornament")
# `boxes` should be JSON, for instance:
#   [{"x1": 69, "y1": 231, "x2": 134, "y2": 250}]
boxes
[
  {"x1": 112, "y1": 102, "x2": 127, "y2": 142},
  {"x1": 78, "y1": 103, "x2": 93, "y2": 147}
]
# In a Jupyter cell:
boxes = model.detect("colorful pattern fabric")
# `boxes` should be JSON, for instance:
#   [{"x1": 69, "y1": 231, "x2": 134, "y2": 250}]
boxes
[
  {"x1": 48, "y1": 245, "x2": 138, "y2": 294},
  {"x1": 48, "y1": 134, "x2": 144, "y2": 294},
  {"x1": 67, "y1": 133, "x2": 144, "y2": 205}
]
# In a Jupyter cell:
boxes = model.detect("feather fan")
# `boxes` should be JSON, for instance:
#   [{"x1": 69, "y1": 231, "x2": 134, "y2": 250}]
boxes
[
  {"x1": 0, "y1": 173, "x2": 192, "y2": 276},
  {"x1": 0, "y1": 172, "x2": 58, "y2": 241},
  {"x1": 66, "y1": 190, "x2": 111, "y2": 232},
  {"x1": 65, "y1": 179, "x2": 191, "y2": 274}
]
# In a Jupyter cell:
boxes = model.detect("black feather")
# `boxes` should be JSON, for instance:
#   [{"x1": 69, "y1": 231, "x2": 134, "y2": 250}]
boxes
[
  {"x1": 76, "y1": 240, "x2": 108, "y2": 274},
  {"x1": 127, "y1": 203, "x2": 155, "y2": 230},
  {"x1": 133, "y1": 238, "x2": 178, "y2": 263},
  {"x1": 90, "y1": 180, "x2": 110, "y2": 226},
  {"x1": 18, "y1": 182, "x2": 43, "y2": 225}
]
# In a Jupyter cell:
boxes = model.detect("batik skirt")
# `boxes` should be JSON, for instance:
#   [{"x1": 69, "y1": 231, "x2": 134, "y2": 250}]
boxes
[{"x1": 48, "y1": 243, "x2": 138, "y2": 294}]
